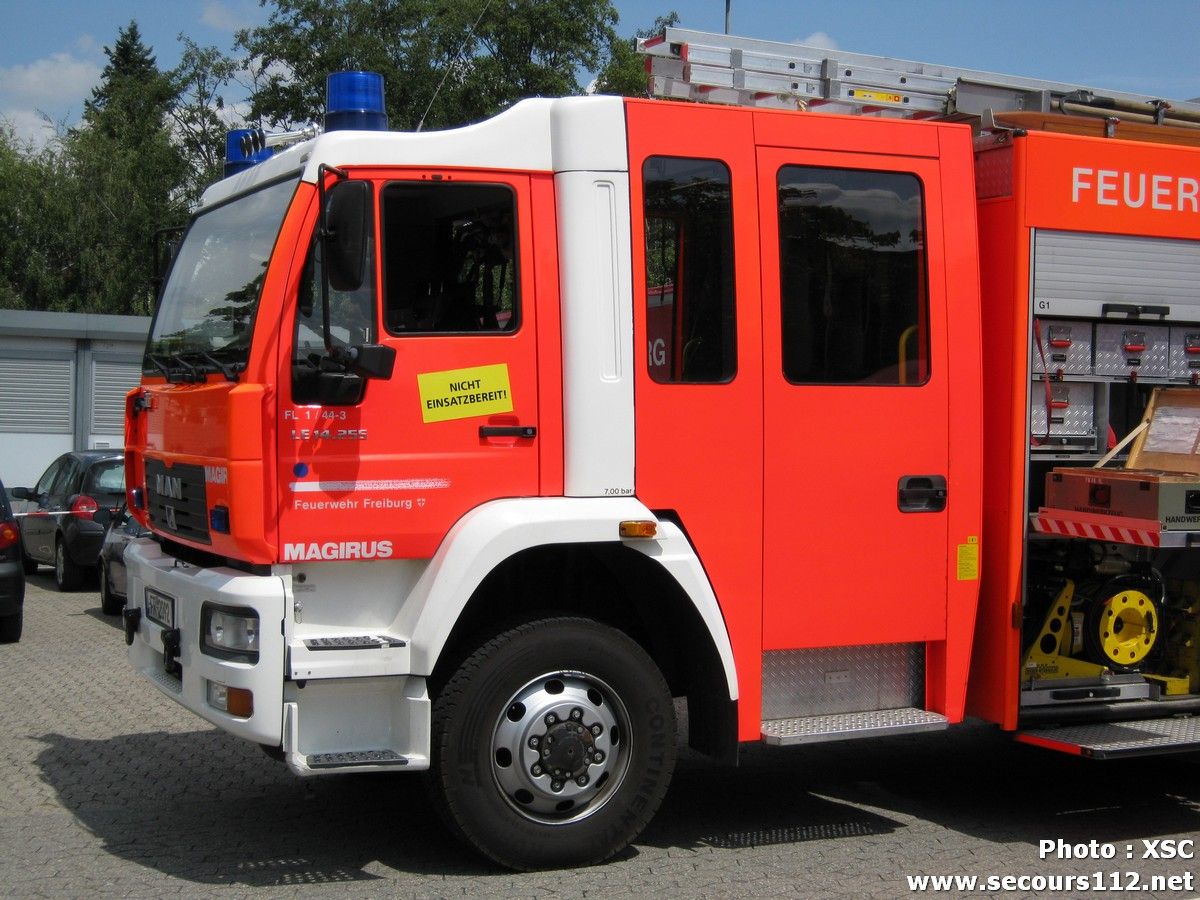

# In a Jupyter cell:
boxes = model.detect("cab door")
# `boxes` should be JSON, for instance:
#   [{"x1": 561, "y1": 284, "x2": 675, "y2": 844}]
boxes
[
  {"x1": 758, "y1": 148, "x2": 951, "y2": 650},
  {"x1": 278, "y1": 171, "x2": 540, "y2": 560}
]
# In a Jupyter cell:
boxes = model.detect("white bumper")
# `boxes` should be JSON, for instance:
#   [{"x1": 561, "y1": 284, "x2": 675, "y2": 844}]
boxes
[{"x1": 124, "y1": 539, "x2": 287, "y2": 746}]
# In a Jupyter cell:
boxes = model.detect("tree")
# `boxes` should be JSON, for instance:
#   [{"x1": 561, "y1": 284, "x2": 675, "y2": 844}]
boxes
[
  {"x1": 236, "y1": 0, "x2": 620, "y2": 131},
  {"x1": 170, "y1": 36, "x2": 241, "y2": 202},
  {"x1": 594, "y1": 11, "x2": 679, "y2": 97},
  {"x1": 0, "y1": 126, "x2": 81, "y2": 311},
  {"x1": 68, "y1": 21, "x2": 188, "y2": 315}
]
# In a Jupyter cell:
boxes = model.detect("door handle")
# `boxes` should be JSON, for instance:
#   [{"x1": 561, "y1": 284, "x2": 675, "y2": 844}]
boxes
[
  {"x1": 479, "y1": 425, "x2": 537, "y2": 439},
  {"x1": 898, "y1": 475, "x2": 947, "y2": 513}
]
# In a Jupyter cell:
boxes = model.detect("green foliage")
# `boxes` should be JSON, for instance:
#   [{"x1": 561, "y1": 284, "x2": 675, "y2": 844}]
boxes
[
  {"x1": 0, "y1": 5, "x2": 671, "y2": 315},
  {"x1": 236, "y1": 0, "x2": 620, "y2": 130},
  {"x1": 170, "y1": 36, "x2": 240, "y2": 201},
  {"x1": 0, "y1": 127, "x2": 80, "y2": 311},
  {"x1": 68, "y1": 21, "x2": 189, "y2": 315},
  {"x1": 594, "y1": 11, "x2": 679, "y2": 97}
]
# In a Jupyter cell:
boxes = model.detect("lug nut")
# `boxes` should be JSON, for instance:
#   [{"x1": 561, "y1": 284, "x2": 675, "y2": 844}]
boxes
[
  {"x1": 545, "y1": 713, "x2": 557, "y2": 725},
  {"x1": 590, "y1": 724, "x2": 603, "y2": 736},
  {"x1": 528, "y1": 736, "x2": 540, "y2": 749},
  {"x1": 576, "y1": 774, "x2": 589, "y2": 787},
  {"x1": 593, "y1": 750, "x2": 605, "y2": 764},
  {"x1": 570, "y1": 707, "x2": 583, "y2": 721},
  {"x1": 531, "y1": 764, "x2": 543, "y2": 776},
  {"x1": 551, "y1": 780, "x2": 564, "y2": 793}
]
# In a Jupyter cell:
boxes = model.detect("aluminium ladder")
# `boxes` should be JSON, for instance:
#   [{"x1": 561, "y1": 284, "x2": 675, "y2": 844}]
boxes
[{"x1": 638, "y1": 27, "x2": 1200, "y2": 127}]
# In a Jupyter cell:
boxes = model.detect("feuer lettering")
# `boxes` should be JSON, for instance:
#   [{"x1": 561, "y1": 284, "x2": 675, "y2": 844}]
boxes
[{"x1": 1072, "y1": 167, "x2": 1200, "y2": 212}]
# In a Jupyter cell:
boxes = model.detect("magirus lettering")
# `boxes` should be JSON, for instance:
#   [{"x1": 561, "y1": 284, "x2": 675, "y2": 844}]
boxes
[{"x1": 283, "y1": 540, "x2": 394, "y2": 561}]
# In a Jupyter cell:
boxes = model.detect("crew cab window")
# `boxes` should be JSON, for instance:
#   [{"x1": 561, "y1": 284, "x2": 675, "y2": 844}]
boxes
[
  {"x1": 642, "y1": 157, "x2": 736, "y2": 383},
  {"x1": 777, "y1": 167, "x2": 929, "y2": 386},
  {"x1": 381, "y1": 183, "x2": 518, "y2": 334}
]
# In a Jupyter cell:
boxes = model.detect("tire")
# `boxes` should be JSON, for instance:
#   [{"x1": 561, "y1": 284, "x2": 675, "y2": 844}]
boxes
[
  {"x1": 54, "y1": 538, "x2": 85, "y2": 592},
  {"x1": 21, "y1": 547, "x2": 38, "y2": 576},
  {"x1": 0, "y1": 611, "x2": 21, "y2": 643},
  {"x1": 428, "y1": 617, "x2": 677, "y2": 870},
  {"x1": 99, "y1": 561, "x2": 123, "y2": 615}
]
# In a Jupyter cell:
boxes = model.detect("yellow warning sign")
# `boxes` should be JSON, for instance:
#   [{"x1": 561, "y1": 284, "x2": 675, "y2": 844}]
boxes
[
  {"x1": 956, "y1": 535, "x2": 980, "y2": 582},
  {"x1": 418, "y1": 363, "x2": 514, "y2": 423}
]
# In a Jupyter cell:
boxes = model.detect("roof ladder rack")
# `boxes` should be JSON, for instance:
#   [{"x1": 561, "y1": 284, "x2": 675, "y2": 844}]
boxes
[{"x1": 638, "y1": 27, "x2": 1200, "y2": 128}]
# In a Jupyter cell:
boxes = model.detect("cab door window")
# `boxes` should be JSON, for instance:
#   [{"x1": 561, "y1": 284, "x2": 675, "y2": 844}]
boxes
[{"x1": 381, "y1": 183, "x2": 518, "y2": 335}]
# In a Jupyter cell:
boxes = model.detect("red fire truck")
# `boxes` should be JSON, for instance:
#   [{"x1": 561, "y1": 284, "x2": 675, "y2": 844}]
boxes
[{"x1": 122, "y1": 29, "x2": 1200, "y2": 869}]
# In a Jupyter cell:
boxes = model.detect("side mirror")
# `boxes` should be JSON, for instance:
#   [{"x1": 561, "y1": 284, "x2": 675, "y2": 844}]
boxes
[
  {"x1": 348, "y1": 343, "x2": 396, "y2": 380},
  {"x1": 324, "y1": 180, "x2": 370, "y2": 292},
  {"x1": 11, "y1": 487, "x2": 32, "y2": 500}
]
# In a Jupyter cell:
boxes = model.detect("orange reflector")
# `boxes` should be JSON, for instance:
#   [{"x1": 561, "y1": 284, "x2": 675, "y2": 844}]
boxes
[
  {"x1": 226, "y1": 687, "x2": 254, "y2": 718},
  {"x1": 619, "y1": 520, "x2": 657, "y2": 539}
]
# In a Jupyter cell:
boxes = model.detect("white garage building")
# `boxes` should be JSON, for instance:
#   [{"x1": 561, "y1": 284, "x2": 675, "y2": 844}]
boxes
[{"x1": 0, "y1": 310, "x2": 149, "y2": 489}]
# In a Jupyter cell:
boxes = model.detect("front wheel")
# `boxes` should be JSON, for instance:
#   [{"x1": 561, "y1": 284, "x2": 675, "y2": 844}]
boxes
[{"x1": 429, "y1": 617, "x2": 677, "y2": 870}]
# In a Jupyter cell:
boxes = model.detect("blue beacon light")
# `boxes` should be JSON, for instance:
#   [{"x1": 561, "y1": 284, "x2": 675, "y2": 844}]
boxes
[
  {"x1": 325, "y1": 71, "x2": 388, "y2": 132},
  {"x1": 223, "y1": 128, "x2": 273, "y2": 178}
]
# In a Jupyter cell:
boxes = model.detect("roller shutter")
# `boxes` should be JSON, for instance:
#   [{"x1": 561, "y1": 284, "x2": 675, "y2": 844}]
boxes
[
  {"x1": 0, "y1": 357, "x2": 72, "y2": 433},
  {"x1": 91, "y1": 359, "x2": 142, "y2": 435}
]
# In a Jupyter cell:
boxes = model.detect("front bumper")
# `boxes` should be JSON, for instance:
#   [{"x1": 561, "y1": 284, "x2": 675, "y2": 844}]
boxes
[{"x1": 125, "y1": 539, "x2": 286, "y2": 745}]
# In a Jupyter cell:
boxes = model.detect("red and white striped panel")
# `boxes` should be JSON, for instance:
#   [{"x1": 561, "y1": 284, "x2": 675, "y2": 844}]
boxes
[{"x1": 1032, "y1": 512, "x2": 1160, "y2": 547}]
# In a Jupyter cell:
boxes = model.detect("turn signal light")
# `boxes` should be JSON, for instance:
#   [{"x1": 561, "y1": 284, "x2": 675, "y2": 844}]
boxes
[
  {"x1": 619, "y1": 520, "x2": 658, "y2": 539},
  {"x1": 207, "y1": 681, "x2": 254, "y2": 717}
]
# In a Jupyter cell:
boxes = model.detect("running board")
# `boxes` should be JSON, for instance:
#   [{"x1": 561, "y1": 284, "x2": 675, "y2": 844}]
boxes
[
  {"x1": 1017, "y1": 716, "x2": 1200, "y2": 758},
  {"x1": 762, "y1": 708, "x2": 948, "y2": 746}
]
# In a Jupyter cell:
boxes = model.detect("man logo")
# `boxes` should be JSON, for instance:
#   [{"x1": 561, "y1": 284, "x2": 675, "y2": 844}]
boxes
[{"x1": 155, "y1": 474, "x2": 184, "y2": 500}]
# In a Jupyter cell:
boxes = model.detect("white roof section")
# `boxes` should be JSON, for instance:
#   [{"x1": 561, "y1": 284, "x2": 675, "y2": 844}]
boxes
[{"x1": 200, "y1": 96, "x2": 629, "y2": 209}]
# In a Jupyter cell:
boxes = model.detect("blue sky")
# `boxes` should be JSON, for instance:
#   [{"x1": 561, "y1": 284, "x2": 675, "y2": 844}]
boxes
[{"x1": 2, "y1": 0, "x2": 1199, "y2": 146}]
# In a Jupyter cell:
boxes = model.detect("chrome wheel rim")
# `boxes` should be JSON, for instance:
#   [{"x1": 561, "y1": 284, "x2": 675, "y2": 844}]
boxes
[{"x1": 490, "y1": 671, "x2": 632, "y2": 824}]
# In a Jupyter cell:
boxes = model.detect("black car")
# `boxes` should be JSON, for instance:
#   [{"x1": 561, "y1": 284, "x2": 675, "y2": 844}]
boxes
[
  {"x1": 98, "y1": 504, "x2": 150, "y2": 616},
  {"x1": 14, "y1": 451, "x2": 125, "y2": 591},
  {"x1": 0, "y1": 480, "x2": 25, "y2": 642}
]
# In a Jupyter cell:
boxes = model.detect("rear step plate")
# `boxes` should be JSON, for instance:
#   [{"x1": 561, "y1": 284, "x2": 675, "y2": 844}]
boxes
[
  {"x1": 1017, "y1": 717, "x2": 1200, "y2": 758},
  {"x1": 762, "y1": 708, "x2": 948, "y2": 746}
]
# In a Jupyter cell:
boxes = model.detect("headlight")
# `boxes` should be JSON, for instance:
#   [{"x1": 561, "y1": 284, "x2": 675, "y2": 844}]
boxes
[{"x1": 201, "y1": 604, "x2": 260, "y2": 663}]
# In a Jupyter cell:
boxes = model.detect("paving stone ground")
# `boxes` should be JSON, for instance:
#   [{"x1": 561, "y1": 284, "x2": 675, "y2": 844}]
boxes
[{"x1": 3, "y1": 571, "x2": 1200, "y2": 898}]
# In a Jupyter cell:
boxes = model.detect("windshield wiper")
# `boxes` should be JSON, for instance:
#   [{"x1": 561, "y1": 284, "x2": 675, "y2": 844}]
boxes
[
  {"x1": 188, "y1": 351, "x2": 241, "y2": 382},
  {"x1": 148, "y1": 353, "x2": 206, "y2": 384}
]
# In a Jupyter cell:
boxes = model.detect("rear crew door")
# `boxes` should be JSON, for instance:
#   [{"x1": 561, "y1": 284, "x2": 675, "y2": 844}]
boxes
[{"x1": 758, "y1": 148, "x2": 951, "y2": 650}]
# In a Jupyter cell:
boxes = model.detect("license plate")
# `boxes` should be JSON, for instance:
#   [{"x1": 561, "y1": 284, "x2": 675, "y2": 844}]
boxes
[{"x1": 145, "y1": 587, "x2": 175, "y2": 629}]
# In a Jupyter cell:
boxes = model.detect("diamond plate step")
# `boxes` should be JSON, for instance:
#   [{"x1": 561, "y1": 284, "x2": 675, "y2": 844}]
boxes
[
  {"x1": 305, "y1": 750, "x2": 411, "y2": 769},
  {"x1": 761, "y1": 708, "x2": 948, "y2": 746},
  {"x1": 1017, "y1": 716, "x2": 1200, "y2": 758}
]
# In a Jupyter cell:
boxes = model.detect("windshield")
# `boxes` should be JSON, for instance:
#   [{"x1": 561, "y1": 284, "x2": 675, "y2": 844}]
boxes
[{"x1": 144, "y1": 176, "x2": 299, "y2": 373}]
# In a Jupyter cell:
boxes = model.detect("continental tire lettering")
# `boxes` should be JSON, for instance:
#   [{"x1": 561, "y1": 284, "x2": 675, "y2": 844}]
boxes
[{"x1": 282, "y1": 540, "x2": 394, "y2": 561}]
